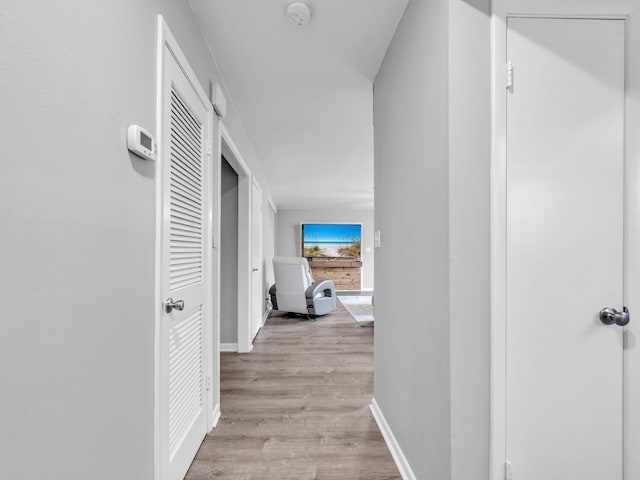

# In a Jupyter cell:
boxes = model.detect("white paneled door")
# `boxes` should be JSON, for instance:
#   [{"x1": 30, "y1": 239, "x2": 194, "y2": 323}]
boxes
[
  {"x1": 158, "y1": 30, "x2": 213, "y2": 480},
  {"x1": 251, "y1": 179, "x2": 263, "y2": 341},
  {"x1": 505, "y1": 18, "x2": 625, "y2": 479}
]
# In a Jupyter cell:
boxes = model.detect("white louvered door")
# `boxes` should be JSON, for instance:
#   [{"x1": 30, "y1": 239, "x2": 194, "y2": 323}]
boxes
[{"x1": 159, "y1": 42, "x2": 212, "y2": 480}]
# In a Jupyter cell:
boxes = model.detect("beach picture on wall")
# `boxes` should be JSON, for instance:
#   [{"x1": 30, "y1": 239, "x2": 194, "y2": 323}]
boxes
[{"x1": 301, "y1": 223, "x2": 361, "y2": 259}]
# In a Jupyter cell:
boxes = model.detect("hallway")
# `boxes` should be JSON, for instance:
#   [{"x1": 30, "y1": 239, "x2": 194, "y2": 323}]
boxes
[{"x1": 185, "y1": 304, "x2": 400, "y2": 479}]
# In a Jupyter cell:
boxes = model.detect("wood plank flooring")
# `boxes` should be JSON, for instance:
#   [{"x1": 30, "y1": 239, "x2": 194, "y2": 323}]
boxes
[{"x1": 185, "y1": 303, "x2": 401, "y2": 480}]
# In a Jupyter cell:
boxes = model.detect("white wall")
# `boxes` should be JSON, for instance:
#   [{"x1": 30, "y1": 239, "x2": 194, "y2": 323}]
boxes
[
  {"x1": 276, "y1": 209, "x2": 374, "y2": 291},
  {"x1": 0, "y1": 1, "x2": 271, "y2": 478},
  {"x1": 374, "y1": 1, "x2": 451, "y2": 477},
  {"x1": 448, "y1": 1, "x2": 491, "y2": 479},
  {"x1": 373, "y1": 0, "x2": 490, "y2": 478}
]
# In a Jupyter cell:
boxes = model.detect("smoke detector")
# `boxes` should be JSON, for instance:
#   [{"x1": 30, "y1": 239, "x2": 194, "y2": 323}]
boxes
[{"x1": 285, "y1": 1, "x2": 312, "y2": 27}]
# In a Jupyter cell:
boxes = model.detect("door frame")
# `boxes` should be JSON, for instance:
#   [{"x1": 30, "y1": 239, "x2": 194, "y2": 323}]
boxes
[
  {"x1": 154, "y1": 16, "x2": 219, "y2": 480},
  {"x1": 490, "y1": 2, "x2": 640, "y2": 479},
  {"x1": 219, "y1": 122, "x2": 254, "y2": 353},
  {"x1": 250, "y1": 177, "x2": 264, "y2": 340}
]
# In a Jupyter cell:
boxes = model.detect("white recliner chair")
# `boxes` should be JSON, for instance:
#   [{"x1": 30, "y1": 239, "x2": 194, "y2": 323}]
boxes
[{"x1": 269, "y1": 257, "x2": 336, "y2": 317}]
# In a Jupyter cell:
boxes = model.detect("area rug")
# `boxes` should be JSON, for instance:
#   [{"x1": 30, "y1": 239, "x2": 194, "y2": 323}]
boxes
[{"x1": 338, "y1": 296, "x2": 374, "y2": 327}]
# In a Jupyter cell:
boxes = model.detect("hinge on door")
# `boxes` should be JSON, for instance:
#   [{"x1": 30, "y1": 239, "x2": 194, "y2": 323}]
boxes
[
  {"x1": 505, "y1": 461, "x2": 513, "y2": 480},
  {"x1": 206, "y1": 141, "x2": 212, "y2": 157},
  {"x1": 506, "y1": 61, "x2": 514, "y2": 91},
  {"x1": 206, "y1": 376, "x2": 211, "y2": 391}
]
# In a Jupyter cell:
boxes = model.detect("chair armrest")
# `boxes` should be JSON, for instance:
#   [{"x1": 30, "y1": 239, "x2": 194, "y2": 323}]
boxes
[
  {"x1": 268, "y1": 283, "x2": 278, "y2": 311},
  {"x1": 305, "y1": 279, "x2": 335, "y2": 300}
]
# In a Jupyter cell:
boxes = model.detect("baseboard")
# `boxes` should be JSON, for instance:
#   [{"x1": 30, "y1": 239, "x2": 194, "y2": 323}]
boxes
[
  {"x1": 220, "y1": 343, "x2": 238, "y2": 352},
  {"x1": 263, "y1": 306, "x2": 272, "y2": 323},
  {"x1": 370, "y1": 398, "x2": 417, "y2": 480},
  {"x1": 210, "y1": 402, "x2": 221, "y2": 431}
]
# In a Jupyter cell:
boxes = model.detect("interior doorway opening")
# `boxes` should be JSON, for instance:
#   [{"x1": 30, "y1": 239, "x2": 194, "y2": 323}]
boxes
[
  {"x1": 220, "y1": 155, "x2": 239, "y2": 352},
  {"x1": 219, "y1": 124, "x2": 254, "y2": 353}
]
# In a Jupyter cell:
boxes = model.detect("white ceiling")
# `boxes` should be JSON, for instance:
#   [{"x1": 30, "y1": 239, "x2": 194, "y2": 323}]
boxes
[{"x1": 189, "y1": 0, "x2": 409, "y2": 210}]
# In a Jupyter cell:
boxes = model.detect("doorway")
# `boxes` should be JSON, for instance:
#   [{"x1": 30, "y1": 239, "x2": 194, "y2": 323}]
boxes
[
  {"x1": 220, "y1": 156, "x2": 239, "y2": 352},
  {"x1": 219, "y1": 124, "x2": 254, "y2": 353},
  {"x1": 491, "y1": 11, "x2": 628, "y2": 480}
]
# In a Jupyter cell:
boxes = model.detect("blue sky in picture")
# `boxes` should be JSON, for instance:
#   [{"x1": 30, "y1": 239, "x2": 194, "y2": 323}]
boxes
[{"x1": 303, "y1": 224, "x2": 361, "y2": 244}]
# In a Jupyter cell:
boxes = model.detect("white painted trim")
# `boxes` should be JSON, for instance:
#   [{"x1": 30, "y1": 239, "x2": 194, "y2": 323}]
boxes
[
  {"x1": 251, "y1": 176, "x2": 263, "y2": 196},
  {"x1": 268, "y1": 198, "x2": 277, "y2": 214},
  {"x1": 209, "y1": 125, "x2": 221, "y2": 433},
  {"x1": 211, "y1": 402, "x2": 221, "y2": 429},
  {"x1": 490, "y1": 3, "x2": 636, "y2": 480},
  {"x1": 220, "y1": 343, "x2": 238, "y2": 352},
  {"x1": 369, "y1": 398, "x2": 417, "y2": 480},
  {"x1": 155, "y1": 15, "x2": 217, "y2": 480},
  {"x1": 489, "y1": 10, "x2": 507, "y2": 480},
  {"x1": 250, "y1": 176, "x2": 264, "y2": 341},
  {"x1": 220, "y1": 122, "x2": 251, "y2": 177},
  {"x1": 262, "y1": 305, "x2": 272, "y2": 325},
  {"x1": 153, "y1": 15, "x2": 165, "y2": 480},
  {"x1": 219, "y1": 122, "x2": 253, "y2": 354}
]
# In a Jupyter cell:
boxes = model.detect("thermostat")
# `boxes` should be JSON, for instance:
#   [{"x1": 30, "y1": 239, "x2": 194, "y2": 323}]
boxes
[{"x1": 127, "y1": 125, "x2": 156, "y2": 161}]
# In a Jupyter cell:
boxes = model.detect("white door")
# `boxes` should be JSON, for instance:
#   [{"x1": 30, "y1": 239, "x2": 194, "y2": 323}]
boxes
[
  {"x1": 159, "y1": 45, "x2": 212, "y2": 480},
  {"x1": 505, "y1": 17, "x2": 625, "y2": 479},
  {"x1": 251, "y1": 179, "x2": 263, "y2": 340}
]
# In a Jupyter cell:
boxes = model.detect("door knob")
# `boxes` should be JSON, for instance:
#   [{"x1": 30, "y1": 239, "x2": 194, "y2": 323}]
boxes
[
  {"x1": 165, "y1": 298, "x2": 185, "y2": 313},
  {"x1": 599, "y1": 306, "x2": 630, "y2": 327}
]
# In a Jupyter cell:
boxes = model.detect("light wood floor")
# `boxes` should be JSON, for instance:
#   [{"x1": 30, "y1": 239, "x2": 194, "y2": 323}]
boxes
[{"x1": 185, "y1": 303, "x2": 401, "y2": 480}]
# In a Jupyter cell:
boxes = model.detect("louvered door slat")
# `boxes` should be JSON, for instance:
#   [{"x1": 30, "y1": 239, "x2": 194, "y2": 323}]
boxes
[
  {"x1": 170, "y1": 142, "x2": 202, "y2": 175},
  {"x1": 170, "y1": 240, "x2": 201, "y2": 248},
  {"x1": 171, "y1": 169, "x2": 201, "y2": 197},
  {"x1": 171, "y1": 164, "x2": 201, "y2": 189},
  {"x1": 170, "y1": 182, "x2": 201, "y2": 206},
  {"x1": 169, "y1": 353, "x2": 202, "y2": 402},
  {"x1": 170, "y1": 270, "x2": 202, "y2": 283},
  {"x1": 170, "y1": 228, "x2": 201, "y2": 239},
  {"x1": 170, "y1": 203, "x2": 200, "y2": 223},
  {"x1": 170, "y1": 221, "x2": 201, "y2": 235},
  {"x1": 169, "y1": 253, "x2": 201, "y2": 261},
  {"x1": 168, "y1": 328, "x2": 202, "y2": 387},
  {"x1": 168, "y1": 86, "x2": 203, "y2": 293},
  {"x1": 170, "y1": 123, "x2": 201, "y2": 157},
  {"x1": 170, "y1": 124, "x2": 201, "y2": 160},
  {"x1": 170, "y1": 234, "x2": 201, "y2": 243},
  {"x1": 169, "y1": 386, "x2": 201, "y2": 441},
  {"x1": 171, "y1": 91, "x2": 202, "y2": 138},
  {"x1": 168, "y1": 308, "x2": 202, "y2": 458},
  {"x1": 169, "y1": 248, "x2": 201, "y2": 255},
  {"x1": 170, "y1": 188, "x2": 201, "y2": 213},
  {"x1": 171, "y1": 96, "x2": 201, "y2": 139},
  {"x1": 172, "y1": 160, "x2": 202, "y2": 187},
  {"x1": 171, "y1": 90, "x2": 201, "y2": 131},
  {"x1": 170, "y1": 200, "x2": 200, "y2": 217}
]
